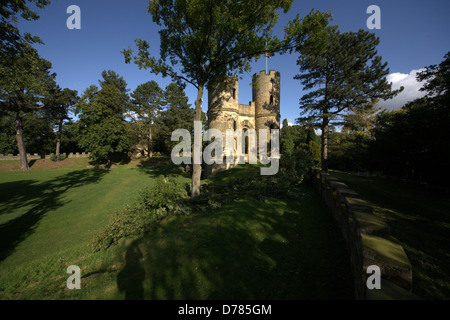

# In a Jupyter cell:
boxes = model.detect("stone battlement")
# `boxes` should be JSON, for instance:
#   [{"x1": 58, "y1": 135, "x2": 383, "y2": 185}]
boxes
[{"x1": 0, "y1": 152, "x2": 91, "y2": 160}]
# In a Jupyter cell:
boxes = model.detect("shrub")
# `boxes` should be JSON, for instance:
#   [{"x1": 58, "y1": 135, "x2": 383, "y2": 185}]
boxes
[
  {"x1": 49, "y1": 154, "x2": 66, "y2": 162},
  {"x1": 90, "y1": 176, "x2": 190, "y2": 251}
]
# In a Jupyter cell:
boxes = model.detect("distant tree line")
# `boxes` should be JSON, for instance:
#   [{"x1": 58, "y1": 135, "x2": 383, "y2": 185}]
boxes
[{"x1": 0, "y1": 67, "x2": 196, "y2": 166}]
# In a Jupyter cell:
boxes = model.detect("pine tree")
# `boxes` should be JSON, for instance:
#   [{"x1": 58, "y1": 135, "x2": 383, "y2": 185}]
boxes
[
  {"x1": 295, "y1": 29, "x2": 402, "y2": 172},
  {"x1": 130, "y1": 81, "x2": 166, "y2": 158}
]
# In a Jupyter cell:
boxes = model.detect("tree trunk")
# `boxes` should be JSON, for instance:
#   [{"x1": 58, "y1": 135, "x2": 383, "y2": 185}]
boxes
[
  {"x1": 55, "y1": 119, "x2": 63, "y2": 161},
  {"x1": 191, "y1": 85, "x2": 204, "y2": 198},
  {"x1": 15, "y1": 111, "x2": 29, "y2": 171},
  {"x1": 321, "y1": 115, "x2": 329, "y2": 173},
  {"x1": 148, "y1": 120, "x2": 153, "y2": 158}
]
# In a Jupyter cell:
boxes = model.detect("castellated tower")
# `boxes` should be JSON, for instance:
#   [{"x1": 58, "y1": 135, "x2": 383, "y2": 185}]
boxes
[
  {"x1": 205, "y1": 70, "x2": 280, "y2": 176},
  {"x1": 252, "y1": 70, "x2": 281, "y2": 140},
  {"x1": 207, "y1": 70, "x2": 280, "y2": 138}
]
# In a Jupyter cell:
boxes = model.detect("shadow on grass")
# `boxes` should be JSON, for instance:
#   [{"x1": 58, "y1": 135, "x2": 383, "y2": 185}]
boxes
[
  {"x1": 0, "y1": 169, "x2": 110, "y2": 263},
  {"x1": 113, "y1": 187, "x2": 355, "y2": 300},
  {"x1": 134, "y1": 157, "x2": 188, "y2": 179}
]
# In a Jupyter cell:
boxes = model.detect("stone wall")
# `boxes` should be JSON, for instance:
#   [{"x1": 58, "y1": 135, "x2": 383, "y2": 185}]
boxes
[
  {"x1": 311, "y1": 168, "x2": 413, "y2": 299},
  {"x1": 0, "y1": 152, "x2": 91, "y2": 160}
]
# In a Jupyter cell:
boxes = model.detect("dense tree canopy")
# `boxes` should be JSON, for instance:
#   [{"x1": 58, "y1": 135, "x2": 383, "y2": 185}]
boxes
[{"x1": 75, "y1": 73, "x2": 132, "y2": 164}]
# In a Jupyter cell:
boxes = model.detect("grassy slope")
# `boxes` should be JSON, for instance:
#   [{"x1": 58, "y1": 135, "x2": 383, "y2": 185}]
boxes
[
  {"x1": 0, "y1": 160, "x2": 354, "y2": 299},
  {"x1": 331, "y1": 171, "x2": 450, "y2": 299}
]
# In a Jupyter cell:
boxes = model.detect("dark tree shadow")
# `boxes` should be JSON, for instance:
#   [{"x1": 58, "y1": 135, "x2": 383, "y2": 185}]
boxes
[
  {"x1": 113, "y1": 191, "x2": 355, "y2": 300},
  {"x1": 134, "y1": 157, "x2": 189, "y2": 179},
  {"x1": 0, "y1": 169, "x2": 110, "y2": 262}
]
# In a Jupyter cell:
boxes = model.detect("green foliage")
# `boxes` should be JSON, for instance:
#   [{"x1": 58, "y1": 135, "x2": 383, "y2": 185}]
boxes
[
  {"x1": 0, "y1": 109, "x2": 56, "y2": 155},
  {"x1": 90, "y1": 176, "x2": 190, "y2": 252},
  {"x1": 130, "y1": 81, "x2": 165, "y2": 157},
  {"x1": 49, "y1": 153, "x2": 66, "y2": 162},
  {"x1": 124, "y1": 0, "x2": 296, "y2": 88},
  {"x1": 196, "y1": 151, "x2": 314, "y2": 209},
  {"x1": 280, "y1": 120, "x2": 320, "y2": 164},
  {"x1": 153, "y1": 82, "x2": 194, "y2": 154},
  {"x1": 0, "y1": 0, "x2": 50, "y2": 52},
  {"x1": 75, "y1": 74, "x2": 132, "y2": 164},
  {"x1": 99, "y1": 70, "x2": 129, "y2": 95},
  {"x1": 328, "y1": 131, "x2": 370, "y2": 172}
]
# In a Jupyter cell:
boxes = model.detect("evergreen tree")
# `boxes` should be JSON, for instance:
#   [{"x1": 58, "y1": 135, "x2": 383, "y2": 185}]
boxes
[
  {"x1": 130, "y1": 81, "x2": 165, "y2": 158},
  {"x1": 46, "y1": 86, "x2": 78, "y2": 159},
  {"x1": 155, "y1": 82, "x2": 194, "y2": 153},
  {"x1": 295, "y1": 29, "x2": 401, "y2": 172},
  {"x1": 75, "y1": 82, "x2": 131, "y2": 165}
]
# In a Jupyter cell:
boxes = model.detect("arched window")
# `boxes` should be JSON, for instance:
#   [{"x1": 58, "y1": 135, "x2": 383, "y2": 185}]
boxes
[
  {"x1": 243, "y1": 128, "x2": 249, "y2": 154},
  {"x1": 269, "y1": 94, "x2": 274, "y2": 105}
]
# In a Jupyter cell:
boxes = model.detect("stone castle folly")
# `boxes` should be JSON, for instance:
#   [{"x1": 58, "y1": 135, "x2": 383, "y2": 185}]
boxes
[
  {"x1": 204, "y1": 70, "x2": 281, "y2": 176},
  {"x1": 207, "y1": 69, "x2": 281, "y2": 141}
]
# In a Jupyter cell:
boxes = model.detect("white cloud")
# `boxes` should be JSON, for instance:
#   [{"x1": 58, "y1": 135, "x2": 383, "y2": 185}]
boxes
[{"x1": 378, "y1": 69, "x2": 427, "y2": 111}]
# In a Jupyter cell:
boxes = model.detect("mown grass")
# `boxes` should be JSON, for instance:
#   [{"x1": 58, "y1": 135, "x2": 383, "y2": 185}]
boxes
[
  {"x1": 0, "y1": 159, "x2": 354, "y2": 299},
  {"x1": 331, "y1": 170, "x2": 450, "y2": 300}
]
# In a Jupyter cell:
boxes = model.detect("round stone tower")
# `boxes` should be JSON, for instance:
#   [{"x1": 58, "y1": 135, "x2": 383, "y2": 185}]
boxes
[
  {"x1": 252, "y1": 70, "x2": 281, "y2": 141},
  {"x1": 207, "y1": 78, "x2": 239, "y2": 135}
]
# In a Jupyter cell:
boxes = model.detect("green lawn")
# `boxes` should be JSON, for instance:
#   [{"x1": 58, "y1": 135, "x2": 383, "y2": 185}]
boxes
[
  {"x1": 331, "y1": 171, "x2": 450, "y2": 300},
  {"x1": 0, "y1": 159, "x2": 354, "y2": 299}
]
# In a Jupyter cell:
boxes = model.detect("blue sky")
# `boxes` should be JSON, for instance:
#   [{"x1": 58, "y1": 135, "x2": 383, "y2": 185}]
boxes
[{"x1": 18, "y1": 0, "x2": 450, "y2": 125}]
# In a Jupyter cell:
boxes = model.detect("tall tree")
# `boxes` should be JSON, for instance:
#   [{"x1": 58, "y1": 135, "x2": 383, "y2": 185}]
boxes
[
  {"x1": 123, "y1": 0, "x2": 331, "y2": 197},
  {"x1": 46, "y1": 86, "x2": 78, "y2": 159},
  {"x1": 75, "y1": 83, "x2": 131, "y2": 165},
  {"x1": 0, "y1": 43, "x2": 56, "y2": 170},
  {"x1": 130, "y1": 81, "x2": 165, "y2": 158},
  {"x1": 1, "y1": 0, "x2": 53, "y2": 170},
  {"x1": 295, "y1": 29, "x2": 402, "y2": 172},
  {"x1": 155, "y1": 82, "x2": 194, "y2": 153}
]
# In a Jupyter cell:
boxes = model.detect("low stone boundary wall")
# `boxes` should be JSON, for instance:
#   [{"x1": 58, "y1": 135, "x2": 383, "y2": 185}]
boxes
[
  {"x1": 311, "y1": 168, "x2": 413, "y2": 299},
  {"x1": 0, "y1": 152, "x2": 91, "y2": 160}
]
